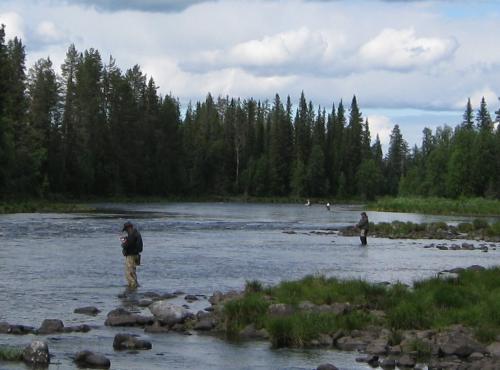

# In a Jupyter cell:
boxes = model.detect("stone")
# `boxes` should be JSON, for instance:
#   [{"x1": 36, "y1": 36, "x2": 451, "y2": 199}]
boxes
[
  {"x1": 467, "y1": 265, "x2": 485, "y2": 271},
  {"x1": 316, "y1": 364, "x2": 338, "y2": 370},
  {"x1": 0, "y1": 321, "x2": 10, "y2": 333},
  {"x1": 7, "y1": 324, "x2": 34, "y2": 335},
  {"x1": 74, "y1": 306, "x2": 101, "y2": 316},
  {"x1": 173, "y1": 290, "x2": 185, "y2": 295},
  {"x1": 74, "y1": 350, "x2": 110, "y2": 369},
  {"x1": 194, "y1": 316, "x2": 216, "y2": 331},
  {"x1": 185, "y1": 295, "x2": 198, "y2": 301},
  {"x1": 366, "y1": 338, "x2": 388, "y2": 355},
  {"x1": 437, "y1": 330, "x2": 485, "y2": 357},
  {"x1": 149, "y1": 301, "x2": 190, "y2": 326},
  {"x1": 486, "y1": 342, "x2": 500, "y2": 358},
  {"x1": 23, "y1": 340, "x2": 50, "y2": 365},
  {"x1": 356, "y1": 355, "x2": 379, "y2": 364},
  {"x1": 380, "y1": 358, "x2": 396, "y2": 368},
  {"x1": 336, "y1": 336, "x2": 368, "y2": 351},
  {"x1": 113, "y1": 334, "x2": 152, "y2": 351},
  {"x1": 105, "y1": 308, "x2": 154, "y2": 327},
  {"x1": 397, "y1": 354, "x2": 415, "y2": 367},
  {"x1": 298, "y1": 301, "x2": 316, "y2": 311},
  {"x1": 144, "y1": 321, "x2": 170, "y2": 333},
  {"x1": 63, "y1": 324, "x2": 91, "y2": 333},
  {"x1": 138, "y1": 299, "x2": 153, "y2": 307},
  {"x1": 239, "y1": 324, "x2": 269, "y2": 339},
  {"x1": 461, "y1": 242, "x2": 475, "y2": 250},
  {"x1": 143, "y1": 292, "x2": 161, "y2": 299},
  {"x1": 469, "y1": 352, "x2": 484, "y2": 361},
  {"x1": 161, "y1": 293, "x2": 176, "y2": 300},
  {"x1": 208, "y1": 291, "x2": 224, "y2": 305},
  {"x1": 37, "y1": 319, "x2": 64, "y2": 334},
  {"x1": 448, "y1": 267, "x2": 465, "y2": 273},
  {"x1": 437, "y1": 245, "x2": 449, "y2": 250},
  {"x1": 318, "y1": 333, "x2": 333, "y2": 347},
  {"x1": 267, "y1": 303, "x2": 294, "y2": 316}
]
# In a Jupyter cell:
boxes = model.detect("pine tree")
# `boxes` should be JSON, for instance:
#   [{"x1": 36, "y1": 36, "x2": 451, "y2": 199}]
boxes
[
  {"x1": 462, "y1": 98, "x2": 474, "y2": 129},
  {"x1": 476, "y1": 97, "x2": 493, "y2": 131},
  {"x1": 386, "y1": 124, "x2": 408, "y2": 195}
]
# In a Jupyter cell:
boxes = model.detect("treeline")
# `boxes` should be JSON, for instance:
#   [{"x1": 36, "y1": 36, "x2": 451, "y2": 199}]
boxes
[{"x1": 0, "y1": 26, "x2": 499, "y2": 200}]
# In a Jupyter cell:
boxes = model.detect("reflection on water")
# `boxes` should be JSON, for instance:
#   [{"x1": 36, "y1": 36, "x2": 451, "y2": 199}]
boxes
[{"x1": 0, "y1": 203, "x2": 498, "y2": 369}]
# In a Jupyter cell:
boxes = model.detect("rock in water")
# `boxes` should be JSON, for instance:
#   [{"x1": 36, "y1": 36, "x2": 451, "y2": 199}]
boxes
[
  {"x1": 74, "y1": 306, "x2": 101, "y2": 316},
  {"x1": 23, "y1": 340, "x2": 50, "y2": 365},
  {"x1": 37, "y1": 319, "x2": 64, "y2": 334},
  {"x1": 149, "y1": 301, "x2": 190, "y2": 326},
  {"x1": 113, "y1": 333, "x2": 152, "y2": 351},
  {"x1": 317, "y1": 364, "x2": 338, "y2": 370},
  {"x1": 74, "y1": 351, "x2": 110, "y2": 369}
]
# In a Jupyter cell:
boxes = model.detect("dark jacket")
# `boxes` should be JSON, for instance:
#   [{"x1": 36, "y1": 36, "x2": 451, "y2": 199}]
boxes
[
  {"x1": 122, "y1": 228, "x2": 142, "y2": 256},
  {"x1": 357, "y1": 215, "x2": 369, "y2": 231}
]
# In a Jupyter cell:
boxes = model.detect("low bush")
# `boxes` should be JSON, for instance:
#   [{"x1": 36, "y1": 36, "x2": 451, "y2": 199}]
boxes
[{"x1": 0, "y1": 346, "x2": 23, "y2": 361}]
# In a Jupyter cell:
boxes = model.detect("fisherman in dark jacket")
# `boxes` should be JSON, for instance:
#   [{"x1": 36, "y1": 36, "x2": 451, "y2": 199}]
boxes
[
  {"x1": 356, "y1": 212, "x2": 369, "y2": 246},
  {"x1": 121, "y1": 221, "x2": 142, "y2": 289}
]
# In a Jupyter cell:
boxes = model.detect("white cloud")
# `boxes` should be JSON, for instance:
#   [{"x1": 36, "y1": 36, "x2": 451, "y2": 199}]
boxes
[
  {"x1": 186, "y1": 27, "x2": 346, "y2": 75},
  {"x1": 455, "y1": 87, "x2": 498, "y2": 111},
  {"x1": 35, "y1": 21, "x2": 64, "y2": 43},
  {"x1": 366, "y1": 115, "x2": 393, "y2": 147},
  {"x1": 359, "y1": 28, "x2": 458, "y2": 71},
  {"x1": 0, "y1": 11, "x2": 24, "y2": 40}
]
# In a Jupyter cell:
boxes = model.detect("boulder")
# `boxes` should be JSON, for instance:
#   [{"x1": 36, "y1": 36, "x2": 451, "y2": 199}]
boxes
[
  {"x1": 469, "y1": 352, "x2": 484, "y2": 361},
  {"x1": 316, "y1": 364, "x2": 338, "y2": 370},
  {"x1": 144, "y1": 321, "x2": 170, "y2": 333},
  {"x1": 149, "y1": 301, "x2": 190, "y2": 326},
  {"x1": 366, "y1": 338, "x2": 388, "y2": 355},
  {"x1": 298, "y1": 301, "x2": 316, "y2": 311},
  {"x1": 397, "y1": 354, "x2": 415, "y2": 367},
  {"x1": 138, "y1": 299, "x2": 153, "y2": 307},
  {"x1": 63, "y1": 324, "x2": 91, "y2": 333},
  {"x1": 318, "y1": 333, "x2": 333, "y2": 347},
  {"x1": 380, "y1": 357, "x2": 396, "y2": 368},
  {"x1": 22, "y1": 340, "x2": 50, "y2": 365},
  {"x1": 194, "y1": 316, "x2": 216, "y2": 331},
  {"x1": 161, "y1": 293, "x2": 176, "y2": 300},
  {"x1": 208, "y1": 291, "x2": 224, "y2": 305},
  {"x1": 239, "y1": 324, "x2": 269, "y2": 339},
  {"x1": 486, "y1": 342, "x2": 500, "y2": 358},
  {"x1": 437, "y1": 330, "x2": 485, "y2": 357},
  {"x1": 185, "y1": 295, "x2": 198, "y2": 302},
  {"x1": 74, "y1": 350, "x2": 110, "y2": 369},
  {"x1": 105, "y1": 308, "x2": 154, "y2": 327},
  {"x1": 336, "y1": 336, "x2": 368, "y2": 351},
  {"x1": 37, "y1": 319, "x2": 64, "y2": 334},
  {"x1": 74, "y1": 306, "x2": 101, "y2": 316},
  {"x1": 461, "y1": 242, "x2": 475, "y2": 250},
  {"x1": 7, "y1": 324, "x2": 34, "y2": 335},
  {"x1": 0, "y1": 321, "x2": 9, "y2": 333},
  {"x1": 467, "y1": 265, "x2": 485, "y2": 271},
  {"x1": 267, "y1": 303, "x2": 293, "y2": 316},
  {"x1": 113, "y1": 334, "x2": 152, "y2": 351}
]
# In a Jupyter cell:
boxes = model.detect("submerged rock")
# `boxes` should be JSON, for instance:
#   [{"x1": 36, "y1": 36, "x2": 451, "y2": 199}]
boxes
[
  {"x1": 74, "y1": 306, "x2": 101, "y2": 316},
  {"x1": 113, "y1": 333, "x2": 152, "y2": 351},
  {"x1": 74, "y1": 350, "x2": 110, "y2": 369},
  {"x1": 22, "y1": 340, "x2": 50, "y2": 365},
  {"x1": 105, "y1": 308, "x2": 154, "y2": 327},
  {"x1": 316, "y1": 364, "x2": 338, "y2": 370}
]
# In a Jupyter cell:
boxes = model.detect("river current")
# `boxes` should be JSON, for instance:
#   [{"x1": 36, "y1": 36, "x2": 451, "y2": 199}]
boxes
[{"x1": 1, "y1": 202, "x2": 498, "y2": 369}]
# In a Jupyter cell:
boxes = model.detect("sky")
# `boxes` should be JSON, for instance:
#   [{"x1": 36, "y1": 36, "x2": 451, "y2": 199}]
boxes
[{"x1": 1, "y1": 0, "x2": 500, "y2": 150}]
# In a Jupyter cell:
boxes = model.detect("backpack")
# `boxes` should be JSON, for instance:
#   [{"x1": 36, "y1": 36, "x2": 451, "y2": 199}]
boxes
[{"x1": 137, "y1": 232, "x2": 143, "y2": 253}]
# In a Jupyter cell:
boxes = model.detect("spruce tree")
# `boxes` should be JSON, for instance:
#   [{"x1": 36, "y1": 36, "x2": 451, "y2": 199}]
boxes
[{"x1": 462, "y1": 98, "x2": 474, "y2": 129}]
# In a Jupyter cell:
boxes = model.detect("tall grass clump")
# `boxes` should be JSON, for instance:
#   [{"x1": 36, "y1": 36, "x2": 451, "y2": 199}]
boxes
[
  {"x1": 223, "y1": 293, "x2": 269, "y2": 334},
  {"x1": 369, "y1": 196, "x2": 500, "y2": 216},
  {"x1": 0, "y1": 346, "x2": 23, "y2": 361}
]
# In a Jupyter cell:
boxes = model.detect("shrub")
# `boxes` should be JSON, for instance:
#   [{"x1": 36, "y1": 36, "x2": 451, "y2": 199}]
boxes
[
  {"x1": 223, "y1": 293, "x2": 269, "y2": 334},
  {"x1": 0, "y1": 346, "x2": 23, "y2": 361},
  {"x1": 472, "y1": 219, "x2": 489, "y2": 230},
  {"x1": 457, "y1": 222, "x2": 474, "y2": 233},
  {"x1": 388, "y1": 300, "x2": 431, "y2": 330},
  {"x1": 408, "y1": 338, "x2": 432, "y2": 361},
  {"x1": 245, "y1": 280, "x2": 264, "y2": 293}
]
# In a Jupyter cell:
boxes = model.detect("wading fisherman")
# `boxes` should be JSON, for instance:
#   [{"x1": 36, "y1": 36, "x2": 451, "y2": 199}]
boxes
[
  {"x1": 356, "y1": 212, "x2": 369, "y2": 246},
  {"x1": 120, "y1": 221, "x2": 143, "y2": 289}
]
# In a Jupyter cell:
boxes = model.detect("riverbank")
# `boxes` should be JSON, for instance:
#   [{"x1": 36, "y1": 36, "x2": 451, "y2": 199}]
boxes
[
  {"x1": 218, "y1": 266, "x2": 500, "y2": 368},
  {"x1": 368, "y1": 196, "x2": 500, "y2": 216},
  {"x1": 338, "y1": 220, "x2": 500, "y2": 242},
  {"x1": 0, "y1": 199, "x2": 94, "y2": 214}
]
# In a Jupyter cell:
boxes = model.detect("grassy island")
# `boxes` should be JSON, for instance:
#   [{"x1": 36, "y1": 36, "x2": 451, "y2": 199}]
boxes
[
  {"x1": 368, "y1": 197, "x2": 500, "y2": 216},
  {"x1": 222, "y1": 267, "x2": 500, "y2": 348},
  {"x1": 0, "y1": 200, "x2": 94, "y2": 214}
]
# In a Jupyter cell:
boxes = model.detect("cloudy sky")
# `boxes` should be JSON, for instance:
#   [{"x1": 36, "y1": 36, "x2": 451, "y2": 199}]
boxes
[{"x1": 1, "y1": 0, "x2": 500, "y2": 149}]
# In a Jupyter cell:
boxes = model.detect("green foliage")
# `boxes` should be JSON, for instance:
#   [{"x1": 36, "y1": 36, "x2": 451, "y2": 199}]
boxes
[
  {"x1": 223, "y1": 293, "x2": 269, "y2": 334},
  {"x1": 0, "y1": 346, "x2": 23, "y2": 361},
  {"x1": 407, "y1": 339, "x2": 432, "y2": 361},
  {"x1": 245, "y1": 280, "x2": 264, "y2": 294},
  {"x1": 472, "y1": 218, "x2": 489, "y2": 230}
]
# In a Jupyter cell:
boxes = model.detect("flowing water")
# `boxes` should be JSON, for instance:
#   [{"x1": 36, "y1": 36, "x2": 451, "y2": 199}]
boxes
[{"x1": 1, "y1": 202, "x2": 499, "y2": 370}]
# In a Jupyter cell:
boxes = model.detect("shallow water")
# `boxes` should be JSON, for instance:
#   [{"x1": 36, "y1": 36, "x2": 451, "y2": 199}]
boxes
[{"x1": 0, "y1": 202, "x2": 498, "y2": 369}]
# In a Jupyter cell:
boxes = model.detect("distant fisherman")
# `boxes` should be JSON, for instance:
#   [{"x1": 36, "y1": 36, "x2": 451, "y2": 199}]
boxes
[
  {"x1": 356, "y1": 212, "x2": 369, "y2": 246},
  {"x1": 120, "y1": 221, "x2": 143, "y2": 289},
  {"x1": 326, "y1": 202, "x2": 331, "y2": 211},
  {"x1": 305, "y1": 199, "x2": 311, "y2": 206}
]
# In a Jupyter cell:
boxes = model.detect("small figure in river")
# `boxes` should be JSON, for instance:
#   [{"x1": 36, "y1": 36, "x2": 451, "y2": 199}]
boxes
[
  {"x1": 356, "y1": 212, "x2": 369, "y2": 246},
  {"x1": 325, "y1": 202, "x2": 331, "y2": 211},
  {"x1": 120, "y1": 221, "x2": 143, "y2": 289},
  {"x1": 305, "y1": 199, "x2": 311, "y2": 206}
]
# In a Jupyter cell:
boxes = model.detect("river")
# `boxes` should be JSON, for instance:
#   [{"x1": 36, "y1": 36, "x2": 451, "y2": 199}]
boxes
[{"x1": 1, "y1": 202, "x2": 498, "y2": 369}]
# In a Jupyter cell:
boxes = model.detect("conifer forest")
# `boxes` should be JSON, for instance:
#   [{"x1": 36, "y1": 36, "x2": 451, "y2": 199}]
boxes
[{"x1": 1, "y1": 25, "x2": 499, "y2": 200}]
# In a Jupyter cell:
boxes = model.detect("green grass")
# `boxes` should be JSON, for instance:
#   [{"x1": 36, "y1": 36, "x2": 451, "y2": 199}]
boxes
[
  {"x1": 222, "y1": 267, "x2": 500, "y2": 347},
  {"x1": 369, "y1": 196, "x2": 500, "y2": 216},
  {"x1": 0, "y1": 346, "x2": 23, "y2": 361},
  {"x1": 0, "y1": 199, "x2": 93, "y2": 214}
]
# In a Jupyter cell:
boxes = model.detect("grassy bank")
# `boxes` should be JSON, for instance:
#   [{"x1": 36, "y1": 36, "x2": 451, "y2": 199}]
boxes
[
  {"x1": 368, "y1": 196, "x2": 500, "y2": 216},
  {"x1": 0, "y1": 200, "x2": 94, "y2": 214},
  {"x1": 339, "y1": 219, "x2": 500, "y2": 240},
  {"x1": 223, "y1": 267, "x2": 500, "y2": 347}
]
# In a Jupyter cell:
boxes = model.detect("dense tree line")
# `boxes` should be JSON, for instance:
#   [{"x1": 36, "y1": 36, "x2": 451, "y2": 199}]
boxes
[{"x1": 0, "y1": 27, "x2": 499, "y2": 200}]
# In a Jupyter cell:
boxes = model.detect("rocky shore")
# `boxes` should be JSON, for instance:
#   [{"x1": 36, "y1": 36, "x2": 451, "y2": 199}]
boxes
[{"x1": 2, "y1": 267, "x2": 500, "y2": 369}]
